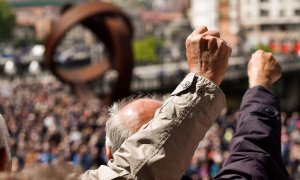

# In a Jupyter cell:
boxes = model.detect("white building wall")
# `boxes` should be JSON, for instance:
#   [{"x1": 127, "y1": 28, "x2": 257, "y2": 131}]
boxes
[
  {"x1": 240, "y1": 0, "x2": 300, "y2": 25},
  {"x1": 190, "y1": 0, "x2": 219, "y2": 30},
  {"x1": 230, "y1": 0, "x2": 239, "y2": 33}
]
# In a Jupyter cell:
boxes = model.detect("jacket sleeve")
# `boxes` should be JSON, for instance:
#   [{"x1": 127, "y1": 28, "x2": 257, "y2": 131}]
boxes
[
  {"x1": 214, "y1": 86, "x2": 289, "y2": 180},
  {"x1": 81, "y1": 73, "x2": 226, "y2": 180}
]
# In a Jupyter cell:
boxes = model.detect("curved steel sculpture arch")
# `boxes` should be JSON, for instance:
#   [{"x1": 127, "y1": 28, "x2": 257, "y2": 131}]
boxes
[{"x1": 44, "y1": 2, "x2": 134, "y2": 103}]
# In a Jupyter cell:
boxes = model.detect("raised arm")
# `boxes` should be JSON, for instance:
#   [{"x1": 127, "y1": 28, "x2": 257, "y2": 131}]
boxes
[
  {"x1": 215, "y1": 50, "x2": 289, "y2": 180},
  {"x1": 81, "y1": 26, "x2": 232, "y2": 179}
]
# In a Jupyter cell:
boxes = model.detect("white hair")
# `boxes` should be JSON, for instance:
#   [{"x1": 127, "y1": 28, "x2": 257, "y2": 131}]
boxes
[
  {"x1": 105, "y1": 98, "x2": 135, "y2": 154},
  {"x1": 105, "y1": 95, "x2": 163, "y2": 154}
]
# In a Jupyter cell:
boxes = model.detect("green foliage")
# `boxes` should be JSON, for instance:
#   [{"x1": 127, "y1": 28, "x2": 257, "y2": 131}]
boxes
[
  {"x1": 252, "y1": 43, "x2": 272, "y2": 53},
  {"x1": 133, "y1": 36, "x2": 164, "y2": 63},
  {"x1": 14, "y1": 38, "x2": 33, "y2": 48},
  {"x1": 0, "y1": 0, "x2": 16, "y2": 41}
]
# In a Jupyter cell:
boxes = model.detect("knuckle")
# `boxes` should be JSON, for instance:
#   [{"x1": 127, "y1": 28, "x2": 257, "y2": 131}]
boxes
[
  {"x1": 255, "y1": 50, "x2": 264, "y2": 56},
  {"x1": 266, "y1": 52, "x2": 273, "y2": 58},
  {"x1": 214, "y1": 30, "x2": 220, "y2": 35},
  {"x1": 185, "y1": 36, "x2": 194, "y2": 46},
  {"x1": 257, "y1": 49, "x2": 263, "y2": 53},
  {"x1": 200, "y1": 26, "x2": 208, "y2": 31},
  {"x1": 198, "y1": 35, "x2": 207, "y2": 44},
  {"x1": 219, "y1": 41, "x2": 227, "y2": 49},
  {"x1": 186, "y1": 35, "x2": 201, "y2": 45},
  {"x1": 217, "y1": 39, "x2": 224, "y2": 46},
  {"x1": 224, "y1": 42, "x2": 232, "y2": 51}
]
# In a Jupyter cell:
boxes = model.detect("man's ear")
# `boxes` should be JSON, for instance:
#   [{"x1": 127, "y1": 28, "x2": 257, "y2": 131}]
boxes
[{"x1": 106, "y1": 147, "x2": 113, "y2": 160}]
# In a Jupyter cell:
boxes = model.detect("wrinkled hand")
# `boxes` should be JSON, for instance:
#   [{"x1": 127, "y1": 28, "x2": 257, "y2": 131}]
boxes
[
  {"x1": 185, "y1": 26, "x2": 232, "y2": 86},
  {"x1": 248, "y1": 50, "x2": 282, "y2": 89}
]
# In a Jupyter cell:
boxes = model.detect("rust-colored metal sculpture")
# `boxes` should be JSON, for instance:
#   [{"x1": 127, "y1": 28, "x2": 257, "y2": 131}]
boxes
[{"x1": 44, "y1": 2, "x2": 134, "y2": 103}]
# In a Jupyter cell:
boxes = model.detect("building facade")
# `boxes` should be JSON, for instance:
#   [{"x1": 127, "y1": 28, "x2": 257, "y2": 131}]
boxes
[
  {"x1": 190, "y1": 0, "x2": 219, "y2": 30},
  {"x1": 189, "y1": 0, "x2": 240, "y2": 54},
  {"x1": 240, "y1": 0, "x2": 300, "y2": 51}
]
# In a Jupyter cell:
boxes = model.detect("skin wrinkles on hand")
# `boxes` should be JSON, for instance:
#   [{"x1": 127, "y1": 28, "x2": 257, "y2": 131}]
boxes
[{"x1": 185, "y1": 26, "x2": 232, "y2": 86}]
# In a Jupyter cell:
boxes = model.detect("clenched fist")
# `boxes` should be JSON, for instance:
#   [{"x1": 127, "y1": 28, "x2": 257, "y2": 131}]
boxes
[
  {"x1": 248, "y1": 50, "x2": 282, "y2": 90},
  {"x1": 185, "y1": 26, "x2": 232, "y2": 86}
]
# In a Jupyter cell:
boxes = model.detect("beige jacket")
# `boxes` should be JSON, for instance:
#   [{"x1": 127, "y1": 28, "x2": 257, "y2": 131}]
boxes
[{"x1": 81, "y1": 73, "x2": 226, "y2": 180}]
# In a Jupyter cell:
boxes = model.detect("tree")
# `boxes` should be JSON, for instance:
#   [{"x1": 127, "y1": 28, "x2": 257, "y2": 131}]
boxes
[
  {"x1": 133, "y1": 36, "x2": 164, "y2": 64},
  {"x1": 0, "y1": 0, "x2": 16, "y2": 41},
  {"x1": 251, "y1": 43, "x2": 272, "y2": 53}
]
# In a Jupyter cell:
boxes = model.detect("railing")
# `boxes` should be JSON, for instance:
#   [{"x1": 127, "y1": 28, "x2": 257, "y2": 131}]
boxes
[{"x1": 131, "y1": 55, "x2": 300, "y2": 91}]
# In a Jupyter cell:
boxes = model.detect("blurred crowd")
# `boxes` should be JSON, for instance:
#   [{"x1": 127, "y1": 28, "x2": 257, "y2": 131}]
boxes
[
  {"x1": 1, "y1": 75, "x2": 300, "y2": 179},
  {"x1": 186, "y1": 109, "x2": 300, "y2": 180},
  {"x1": 0, "y1": 75, "x2": 108, "y2": 173}
]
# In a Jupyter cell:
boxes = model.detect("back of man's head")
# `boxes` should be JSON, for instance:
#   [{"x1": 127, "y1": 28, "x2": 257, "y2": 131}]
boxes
[{"x1": 105, "y1": 96, "x2": 163, "y2": 158}]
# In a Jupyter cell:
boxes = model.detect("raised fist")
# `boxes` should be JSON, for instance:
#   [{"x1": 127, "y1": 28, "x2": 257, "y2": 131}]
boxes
[
  {"x1": 247, "y1": 50, "x2": 282, "y2": 89},
  {"x1": 185, "y1": 26, "x2": 232, "y2": 86}
]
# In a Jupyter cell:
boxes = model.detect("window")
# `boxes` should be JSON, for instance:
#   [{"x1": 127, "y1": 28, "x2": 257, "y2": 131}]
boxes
[
  {"x1": 280, "y1": 10, "x2": 285, "y2": 16},
  {"x1": 295, "y1": 9, "x2": 300, "y2": 16},
  {"x1": 260, "y1": 0, "x2": 269, "y2": 2},
  {"x1": 261, "y1": 25, "x2": 280, "y2": 31},
  {"x1": 260, "y1": 9, "x2": 269, "y2": 16}
]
